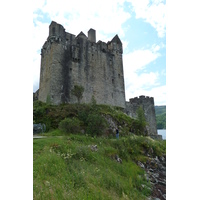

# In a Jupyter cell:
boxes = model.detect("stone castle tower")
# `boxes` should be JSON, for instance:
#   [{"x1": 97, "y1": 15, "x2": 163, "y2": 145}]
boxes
[
  {"x1": 36, "y1": 21, "x2": 160, "y2": 138},
  {"x1": 38, "y1": 21, "x2": 125, "y2": 108},
  {"x1": 125, "y1": 96, "x2": 159, "y2": 136}
]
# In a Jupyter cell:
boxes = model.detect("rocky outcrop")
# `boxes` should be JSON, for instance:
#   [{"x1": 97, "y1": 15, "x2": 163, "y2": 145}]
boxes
[{"x1": 137, "y1": 155, "x2": 166, "y2": 200}]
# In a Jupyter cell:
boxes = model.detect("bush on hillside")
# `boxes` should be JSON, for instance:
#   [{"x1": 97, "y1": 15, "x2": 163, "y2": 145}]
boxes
[
  {"x1": 59, "y1": 118, "x2": 81, "y2": 134},
  {"x1": 86, "y1": 113, "x2": 108, "y2": 137}
]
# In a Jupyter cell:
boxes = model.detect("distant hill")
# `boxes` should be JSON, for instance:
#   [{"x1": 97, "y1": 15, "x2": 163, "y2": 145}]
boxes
[{"x1": 155, "y1": 106, "x2": 166, "y2": 129}]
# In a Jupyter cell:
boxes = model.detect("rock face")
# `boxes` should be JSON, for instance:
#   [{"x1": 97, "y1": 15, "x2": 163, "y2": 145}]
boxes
[
  {"x1": 33, "y1": 123, "x2": 46, "y2": 134},
  {"x1": 137, "y1": 155, "x2": 166, "y2": 200}
]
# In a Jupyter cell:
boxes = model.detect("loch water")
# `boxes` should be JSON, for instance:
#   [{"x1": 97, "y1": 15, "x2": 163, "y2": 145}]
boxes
[{"x1": 158, "y1": 129, "x2": 166, "y2": 140}]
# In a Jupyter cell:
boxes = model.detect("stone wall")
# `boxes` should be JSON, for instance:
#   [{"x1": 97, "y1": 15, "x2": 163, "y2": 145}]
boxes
[
  {"x1": 125, "y1": 95, "x2": 158, "y2": 136},
  {"x1": 38, "y1": 21, "x2": 126, "y2": 108},
  {"x1": 37, "y1": 21, "x2": 160, "y2": 138}
]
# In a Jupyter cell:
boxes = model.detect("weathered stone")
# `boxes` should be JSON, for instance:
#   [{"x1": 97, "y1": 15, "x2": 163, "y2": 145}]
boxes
[
  {"x1": 114, "y1": 155, "x2": 122, "y2": 163},
  {"x1": 33, "y1": 123, "x2": 46, "y2": 134},
  {"x1": 37, "y1": 21, "x2": 159, "y2": 138},
  {"x1": 38, "y1": 21, "x2": 126, "y2": 108},
  {"x1": 137, "y1": 161, "x2": 145, "y2": 169},
  {"x1": 125, "y1": 95, "x2": 157, "y2": 136},
  {"x1": 90, "y1": 145, "x2": 98, "y2": 152},
  {"x1": 137, "y1": 153, "x2": 166, "y2": 200}
]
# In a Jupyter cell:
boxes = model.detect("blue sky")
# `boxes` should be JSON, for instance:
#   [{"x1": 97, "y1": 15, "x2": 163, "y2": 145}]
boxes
[{"x1": 33, "y1": 0, "x2": 166, "y2": 105}]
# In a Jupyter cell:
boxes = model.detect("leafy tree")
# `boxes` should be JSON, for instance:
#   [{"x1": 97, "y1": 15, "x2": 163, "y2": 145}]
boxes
[
  {"x1": 71, "y1": 85, "x2": 84, "y2": 104},
  {"x1": 86, "y1": 113, "x2": 107, "y2": 136},
  {"x1": 132, "y1": 106, "x2": 148, "y2": 136}
]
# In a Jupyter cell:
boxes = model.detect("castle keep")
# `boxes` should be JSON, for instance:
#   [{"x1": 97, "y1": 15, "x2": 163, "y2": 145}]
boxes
[
  {"x1": 39, "y1": 21, "x2": 125, "y2": 108},
  {"x1": 36, "y1": 21, "x2": 159, "y2": 137}
]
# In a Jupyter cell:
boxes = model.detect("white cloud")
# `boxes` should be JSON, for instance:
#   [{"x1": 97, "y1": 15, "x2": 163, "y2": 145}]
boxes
[
  {"x1": 32, "y1": 0, "x2": 166, "y2": 106},
  {"x1": 33, "y1": 0, "x2": 131, "y2": 92},
  {"x1": 127, "y1": 0, "x2": 166, "y2": 37},
  {"x1": 126, "y1": 85, "x2": 166, "y2": 105},
  {"x1": 33, "y1": 0, "x2": 131, "y2": 38},
  {"x1": 123, "y1": 44, "x2": 161, "y2": 75},
  {"x1": 123, "y1": 44, "x2": 163, "y2": 103},
  {"x1": 33, "y1": 21, "x2": 49, "y2": 92}
]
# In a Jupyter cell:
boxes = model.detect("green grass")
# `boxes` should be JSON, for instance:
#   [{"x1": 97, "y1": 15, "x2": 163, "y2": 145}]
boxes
[{"x1": 33, "y1": 133, "x2": 166, "y2": 199}]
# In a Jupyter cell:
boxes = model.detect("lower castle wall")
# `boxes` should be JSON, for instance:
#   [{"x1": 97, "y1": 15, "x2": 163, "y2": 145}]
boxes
[{"x1": 125, "y1": 95, "x2": 157, "y2": 136}]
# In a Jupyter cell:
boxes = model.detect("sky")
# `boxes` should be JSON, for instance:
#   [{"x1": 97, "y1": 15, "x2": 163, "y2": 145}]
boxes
[{"x1": 33, "y1": 0, "x2": 166, "y2": 105}]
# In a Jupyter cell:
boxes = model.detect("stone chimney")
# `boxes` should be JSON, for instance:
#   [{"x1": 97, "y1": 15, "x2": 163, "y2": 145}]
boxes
[{"x1": 88, "y1": 28, "x2": 96, "y2": 43}]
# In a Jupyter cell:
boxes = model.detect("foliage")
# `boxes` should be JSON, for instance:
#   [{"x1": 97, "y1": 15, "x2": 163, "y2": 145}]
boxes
[
  {"x1": 33, "y1": 101, "x2": 152, "y2": 137},
  {"x1": 155, "y1": 105, "x2": 166, "y2": 115},
  {"x1": 86, "y1": 113, "x2": 108, "y2": 136},
  {"x1": 46, "y1": 94, "x2": 52, "y2": 105},
  {"x1": 71, "y1": 85, "x2": 84, "y2": 104},
  {"x1": 155, "y1": 106, "x2": 166, "y2": 129},
  {"x1": 156, "y1": 113, "x2": 166, "y2": 129},
  {"x1": 34, "y1": 135, "x2": 165, "y2": 199},
  {"x1": 135, "y1": 106, "x2": 148, "y2": 136},
  {"x1": 59, "y1": 118, "x2": 81, "y2": 134},
  {"x1": 90, "y1": 95, "x2": 97, "y2": 106}
]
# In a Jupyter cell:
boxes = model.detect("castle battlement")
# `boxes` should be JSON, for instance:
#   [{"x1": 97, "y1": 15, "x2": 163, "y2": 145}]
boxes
[
  {"x1": 41, "y1": 21, "x2": 123, "y2": 58},
  {"x1": 129, "y1": 95, "x2": 154, "y2": 104}
]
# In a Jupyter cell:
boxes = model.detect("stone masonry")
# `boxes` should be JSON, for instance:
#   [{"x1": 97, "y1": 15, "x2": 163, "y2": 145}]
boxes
[
  {"x1": 36, "y1": 21, "x2": 160, "y2": 137},
  {"x1": 125, "y1": 95, "x2": 158, "y2": 136},
  {"x1": 38, "y1": 21, "x2": 125, "y2": 108}
]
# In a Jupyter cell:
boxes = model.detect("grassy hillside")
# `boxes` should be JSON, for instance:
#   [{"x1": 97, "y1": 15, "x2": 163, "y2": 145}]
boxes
[
  {"x1": 155, "y1": 106, "x2": 166, "y2": 129},
  {"x1": 33, "y1": 101, "x2": 148, "y2": 136},
  {"x1": 34, "y1": 133, "x2": 165, "y2": 199},
  {"x1": 33, "y1": 101, "x2": 166, "y2": 199}
]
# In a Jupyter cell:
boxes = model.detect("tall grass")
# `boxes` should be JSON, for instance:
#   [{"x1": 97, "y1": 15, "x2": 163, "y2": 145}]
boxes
[{"x1": 34, "y1": 134, "x2": 165, "y2": 199}]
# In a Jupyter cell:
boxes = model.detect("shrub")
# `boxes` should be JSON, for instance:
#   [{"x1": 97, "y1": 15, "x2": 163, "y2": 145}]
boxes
[
  {"x1": 71, "y1": 85, "x2": 84, "y2": 104},
  {"x1": 86, "y1": 113, "x2": 108, "y2": 137},
  {"x1": 59, "y1": 118, "x2": 81, "y2": 134}
]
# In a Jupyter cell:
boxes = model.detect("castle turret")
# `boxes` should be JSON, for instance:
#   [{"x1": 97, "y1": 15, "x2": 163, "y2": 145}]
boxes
[
  {"x1": 49, "y1": 21, "x2": 66, "y2": 42},
  {"x1": 88, "y1": 28, "x2": 96, "y2": 43},
  {"x1": 125, "y1": 95, "x2": 158, "y2": 136}
]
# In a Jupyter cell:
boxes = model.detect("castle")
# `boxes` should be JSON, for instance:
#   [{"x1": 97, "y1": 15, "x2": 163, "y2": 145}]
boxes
[{"x1": 34, "y1": 21, "x2": 160, "y2": 138}]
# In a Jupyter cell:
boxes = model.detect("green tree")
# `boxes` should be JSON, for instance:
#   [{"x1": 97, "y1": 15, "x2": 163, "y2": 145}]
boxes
[
  {"x1": 86, "y1": 113, "x2": 107, "y2": 137},
  {"x1": 137, "y1": 105, "x2": 148, "y2": 135},
  {"x1": 133, "y1": 106, "x2": 148, "y2": 135},
  {"x1": 71, "y1": 85, "x2": 84, "y2": 104}
]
